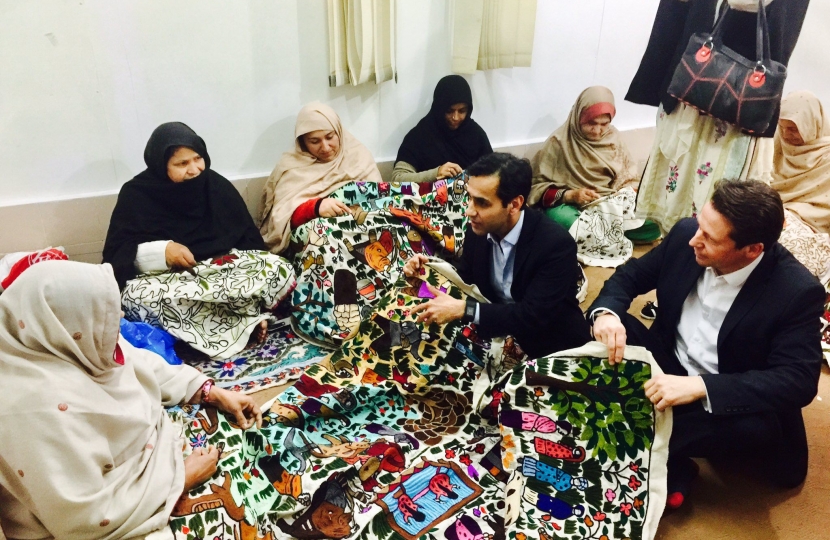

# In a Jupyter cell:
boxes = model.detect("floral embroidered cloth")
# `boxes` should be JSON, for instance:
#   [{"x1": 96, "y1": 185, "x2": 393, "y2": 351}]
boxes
[
  {"x1": 122, "y1": 250, "x2": 296, "y2": 359},
  {"x1": 779, "y1": 209, "x2": 830, "y2": 284},
  {"x1": 166, "y1": 264, "x2": 670, "y2": 540},
  {"x1": 570, "y1": 188, "x2": 642, "y2": 268}
]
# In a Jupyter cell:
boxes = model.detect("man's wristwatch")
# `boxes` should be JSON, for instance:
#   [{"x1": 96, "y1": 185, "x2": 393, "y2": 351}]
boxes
[{"x1": 462, "y1": 298, "x2": 477, "y2": 323}]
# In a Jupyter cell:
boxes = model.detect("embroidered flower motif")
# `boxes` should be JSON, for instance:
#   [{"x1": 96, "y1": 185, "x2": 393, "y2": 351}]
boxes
[
  {"x1": 628, "y1": 475, "x2": 642, "y2": 490},
  {"x1": 629, "y1": 461, "x2": 639, "y2": 472},
  {"x1": 619, "y1": 502, "x2": 633, "y2": 516},
  {"x1": 594, "y1": 511, "x2": 607, "y2": 521},
  {"x1": 444, "y1": 449, "x2": 456, "y2": 459},
  {"x1": 666, "y1": 164, "x2": 679, "y2": 193},
  {"x1": 633, "y1": 497, "x2": 644, "y2": 509},
  {"x1": 460, "y1": 454, "x2": 472, "y2": 466},
  {"x1": 212, "y1": 358, "x2": 247, "y2": 378},
  {"x1": 605, "y1": 488, "x2": 617, "y2": 502},
  {"x1": 696, "y1": 162, "x2": 713, "y2": 183},
  {"x1": 189, "y1": 433, "x2": 207, "y2": 448},
  {"x1": 533, "y1": 387, "x2": 545, "y2": 397},
  {"x1": 211, "y1": 254, "x2": 238, "y2": 266}
]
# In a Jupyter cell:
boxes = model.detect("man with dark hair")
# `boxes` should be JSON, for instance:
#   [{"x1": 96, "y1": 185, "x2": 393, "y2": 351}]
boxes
[
  {"x1": 589, "y1": 179, "x2": 824, "y2": 509},
  {"x1": 408, "y1": 152, "x2": 591, "y2": 358}
]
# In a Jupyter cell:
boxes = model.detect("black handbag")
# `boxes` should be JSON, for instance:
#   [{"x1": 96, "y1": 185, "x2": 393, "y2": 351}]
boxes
[{"x1": 667, "y1": 0, "x2": 786, "y2": 134}]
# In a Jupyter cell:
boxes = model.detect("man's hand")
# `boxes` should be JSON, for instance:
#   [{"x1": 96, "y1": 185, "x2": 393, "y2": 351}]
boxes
[
  {"x1": 437, "y1": 162, "x2": 463, "y2": 180},
  {"x1": 410, "y1": 285, "x2": 465, "y2": 325},
  {"x1": 593, "y1": 313, "x2": 627, "y2": 365},
  {"x1": 318, "y1": 198, "x2": 352, "y2": 218},
  {"x1": 183, "y1": 445, "x2": 219, "y2": 492},
  {"x1": 644, "y1": 374, "x2": 707, "y2": 412},
  {"x1": 210, "y1": 387, "x2": 263, "y2": 430},
  {"x1": 403, "y1": 254, "x2": 430, "y2": 278},
  {"x1": 165, "y1": 241, "x2": 197, "y2": 270},
  {"x1": 563, "y1": 188, "x2": 600, "y2": 207}
]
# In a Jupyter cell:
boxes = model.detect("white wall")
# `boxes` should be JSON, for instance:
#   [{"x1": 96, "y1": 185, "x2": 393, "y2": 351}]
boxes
[{"x1": 0, "y1": 0, "x2": 828, "y2": 207}]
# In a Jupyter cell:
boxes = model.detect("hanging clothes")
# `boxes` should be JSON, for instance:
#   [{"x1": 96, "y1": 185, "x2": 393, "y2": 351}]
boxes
[{"x1": 629, "y1": 0, "x2": 809, "y2": 232}]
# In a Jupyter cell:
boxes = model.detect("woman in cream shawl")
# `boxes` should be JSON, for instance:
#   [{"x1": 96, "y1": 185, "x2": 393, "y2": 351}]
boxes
[
  {"x1": 772, "y1": 90, "x2": 830, "y2": 281},
  {"x1": 260, "y1": 102, "x2": 382, "y2": 253},
  {"x1": 0, "y1": 261, "x2": 261, "y2": 539},
  {"x1": 529, "y1": 87, "x2": 659, "y2": 266}
]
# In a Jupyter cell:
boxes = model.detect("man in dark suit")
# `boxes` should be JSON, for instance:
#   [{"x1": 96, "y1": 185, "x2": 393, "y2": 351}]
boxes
[
  {"x1": 589, "y1": 179, "x2": 824, "y2": 509},
  {"x1": 408, "y1": 152, "x2": 591, "y2": 359}
]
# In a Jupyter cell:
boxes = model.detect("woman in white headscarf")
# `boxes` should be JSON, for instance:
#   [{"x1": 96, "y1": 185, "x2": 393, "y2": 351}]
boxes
[
  {"x1": 259, "y1": 102, "x2": 382, "y2": 253},
  {"x1": 0, "y1": 261, "x2": 262, "y2": 539},
  {"x1": 772, "y1": 91, "x2": 830, "y2": 281}
]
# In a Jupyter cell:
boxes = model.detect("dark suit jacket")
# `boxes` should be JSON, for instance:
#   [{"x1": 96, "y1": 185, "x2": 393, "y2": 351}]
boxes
[
  {"x1": 589, "y1": 218, "x2": 824, "y2": 417},
  {"x1": 454, "y1": 209, "x2": 591, "y2": 359}
]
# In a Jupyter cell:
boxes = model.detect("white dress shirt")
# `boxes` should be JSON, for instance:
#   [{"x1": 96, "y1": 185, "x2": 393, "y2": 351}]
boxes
[
  {"x1": 675, "y1": 253, "x2": 764, "y2": 376},
  {"x1": 473, "y1": 211, "x2": 525, "y2": 323}
]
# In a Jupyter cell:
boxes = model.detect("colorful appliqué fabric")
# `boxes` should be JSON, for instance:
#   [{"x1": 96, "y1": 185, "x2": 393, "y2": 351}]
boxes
[
  {"x1": 165, "y1": 264, "x2": 669, "y2": 540},
  {"x1": 122, "y1": 250, "x2": 296, "y2": 359},
  {"x1": 185, "y1": 319, "x2": 329, "y2": 393},
  {"x1": 288, "y1": 175, "x2": 469, "y2": 347},
  {"x1": 498, "y1": 342, "x2": 669, "y2": 540}
]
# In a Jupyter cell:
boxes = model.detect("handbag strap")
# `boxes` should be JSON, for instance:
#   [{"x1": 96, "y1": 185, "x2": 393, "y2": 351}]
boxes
[
  {"x1": 710, "y1": 0, "x2": 772, "y2": 67},
  {"x1": 756, "y1": 0, "x2": 773, "y2": 66}
]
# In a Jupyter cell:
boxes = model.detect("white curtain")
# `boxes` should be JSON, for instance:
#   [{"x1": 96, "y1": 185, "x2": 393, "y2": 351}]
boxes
[
  {"x1": 451, "y1": 0, "x2": 537, "y2": 74},
  {"x1": 328, "y1": 0, "x2": 396, "y2": 87}
]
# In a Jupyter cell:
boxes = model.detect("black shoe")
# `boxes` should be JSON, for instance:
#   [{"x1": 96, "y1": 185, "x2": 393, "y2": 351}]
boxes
[{"x1": 640, "y1": 301, "x2": 657, "y2": 320}]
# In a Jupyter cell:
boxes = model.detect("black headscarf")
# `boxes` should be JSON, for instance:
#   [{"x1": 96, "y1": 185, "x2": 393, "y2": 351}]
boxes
[
  {"x1": 625, "y1": 0, "x2": 810, "y2": 138},
  {"x1": 103, "y1": 122, "x2": 265, "y2": 288},
  {"x1": 395, "y1": 75, "x2": 493, "y2": 171}
]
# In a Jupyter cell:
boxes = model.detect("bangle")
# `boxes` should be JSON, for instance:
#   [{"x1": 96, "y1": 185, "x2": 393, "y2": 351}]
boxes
[
  {"x1": 314, "y1": 198, "x2": 324, "y2": 217},
  {"x1": 201, "y1": 380, "x2": 214, "y2": 403}
]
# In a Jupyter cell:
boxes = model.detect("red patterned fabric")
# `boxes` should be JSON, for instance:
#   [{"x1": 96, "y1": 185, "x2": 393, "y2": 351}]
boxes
[
  {"x1": 543, "y1": 187, "x2": 563, "y2": 208},
  {"x1": 1, "y1": 249, "x2": 68, "y2": 290}
]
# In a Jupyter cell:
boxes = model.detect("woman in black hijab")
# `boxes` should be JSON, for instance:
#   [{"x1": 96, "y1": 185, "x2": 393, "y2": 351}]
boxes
[
  {"x1": 104, "y1": 122, "x2": 296, "y2": 359},
  {"x1": 392, "y1": 75, "x2": 492, "y2": 194}
]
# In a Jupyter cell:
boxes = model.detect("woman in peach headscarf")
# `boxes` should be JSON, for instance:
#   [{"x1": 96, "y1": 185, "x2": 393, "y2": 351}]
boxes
[
  {"x1": 772, "y1": 90, "x2": 830, "y2": 281},
  {"x1": 260, "y1": 102, "x2": 382, "y2": 253},
  {"x1": 529, "y1": 87, "x2": 660, "y2": 266}
]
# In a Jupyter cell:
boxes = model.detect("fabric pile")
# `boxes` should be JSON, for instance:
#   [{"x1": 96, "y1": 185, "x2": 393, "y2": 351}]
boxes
[
  {"x1": 288, "y1": 175, "x2": 469, "y2": 347},
  {"x1": 166, "y1": 263, "x2": 669, "y2": 540}
]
